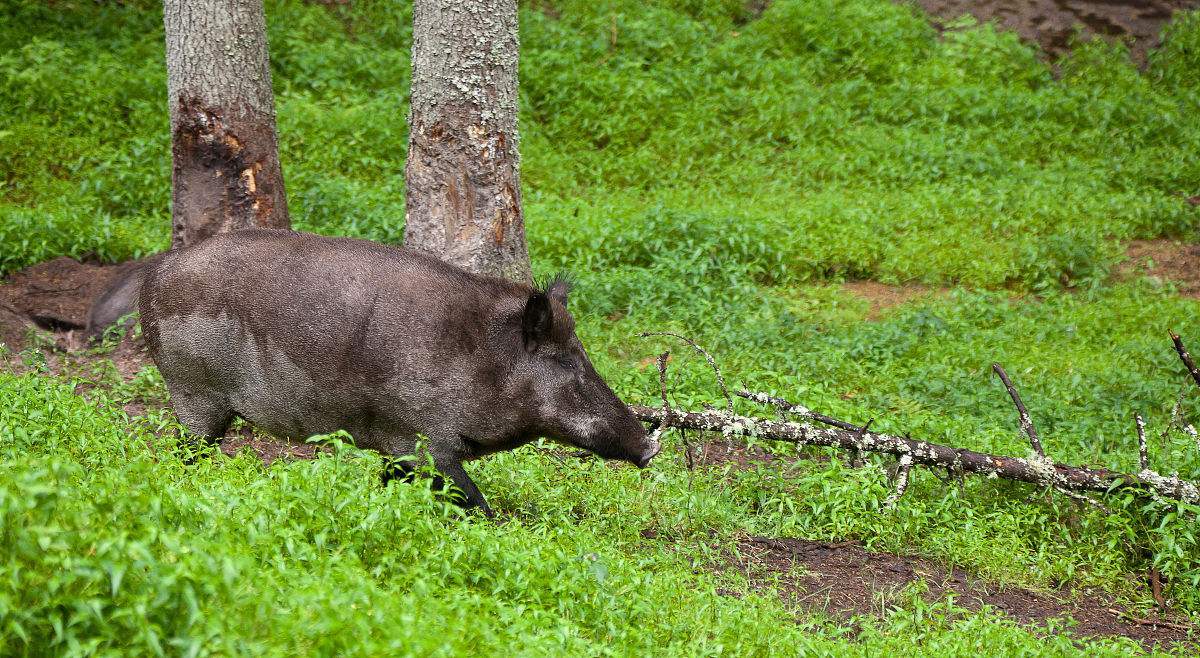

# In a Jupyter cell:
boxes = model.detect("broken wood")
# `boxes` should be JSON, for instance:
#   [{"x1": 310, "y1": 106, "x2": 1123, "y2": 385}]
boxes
[
  {"x1": 629, "y1": 403, "x2": 1199, "y2": 505},
  {"x1": 992, "y1": 363, "x2": 1044, "y2": 457},
  {"x1": 629, "y1": 332, "x2": 1200, "y2": 506}
]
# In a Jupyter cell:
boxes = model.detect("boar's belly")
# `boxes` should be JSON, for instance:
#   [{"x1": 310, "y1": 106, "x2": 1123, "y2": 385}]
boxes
[{"x1": 156, "y1": 312, "x2": 362, "y2": 440}]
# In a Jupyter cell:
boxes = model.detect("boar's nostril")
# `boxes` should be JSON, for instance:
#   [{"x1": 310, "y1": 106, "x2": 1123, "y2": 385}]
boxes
[{"x1": 635, "y1": 440, "x2": 661, "y2": 469}]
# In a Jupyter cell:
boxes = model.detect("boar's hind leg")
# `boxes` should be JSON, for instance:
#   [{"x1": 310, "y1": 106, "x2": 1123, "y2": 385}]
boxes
[{"x1": 171, "y1": 389, "x2": 234, "y2": 441}]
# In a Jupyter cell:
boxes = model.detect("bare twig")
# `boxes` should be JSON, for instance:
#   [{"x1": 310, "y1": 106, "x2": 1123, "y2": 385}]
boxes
[
  {"x1": 1136, "y1": 413, "x2": 1148, "y2": 472},
  {"x1": 1170, "y1": 330, "x2": 1200, "y2": 391},
  {"x1": 1149, "y1": 567, "x2": 1167, "y2": 611},
  {"x1": 655, "y1": 351, "x2": 671, "y2": 418},
  {"x1": 647, "y1": 351, "x2": 672, "y2": 449},
  {"x1": 640, "y1": 332, "x2": 732, "y2": 412},
  {"x1": 884, "y1": 455, "x2": 913, "y2": 509},
  {"x1": 992, "y1": 363, "x2": 1044, "y2": 457}
]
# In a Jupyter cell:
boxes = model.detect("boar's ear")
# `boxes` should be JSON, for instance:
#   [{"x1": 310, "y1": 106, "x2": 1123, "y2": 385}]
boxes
[
  {"x1": 522, "y1": 292, "x2": 553, "y2": 351},
  {"x1": 546, "y1": 272, "x2": 572, "y2": 306}
]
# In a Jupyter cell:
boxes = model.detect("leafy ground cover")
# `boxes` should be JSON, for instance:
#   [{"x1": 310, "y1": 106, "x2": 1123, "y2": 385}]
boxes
[{"x1": 2, "y1": 0, "x2": 1200, "y2": 654}]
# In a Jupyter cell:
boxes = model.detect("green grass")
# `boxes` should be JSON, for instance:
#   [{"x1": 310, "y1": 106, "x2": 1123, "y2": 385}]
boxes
[{"x1": 2, "y1": 0, "x2": 1200, "y2": 654}]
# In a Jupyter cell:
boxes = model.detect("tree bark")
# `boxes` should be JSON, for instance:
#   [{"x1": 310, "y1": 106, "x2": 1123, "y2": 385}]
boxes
[
  {"x1": 405, "y1": 0, "x2": 531, "y2": 283},
  {"x1": 163, "y1": 0, "x2": 289, "y2": 249}
]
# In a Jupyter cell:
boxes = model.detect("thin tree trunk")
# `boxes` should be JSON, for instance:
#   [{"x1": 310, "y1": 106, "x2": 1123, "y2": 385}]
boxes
[
  {"x1": 163, "y1": 0, "x2": 289, "y2": 249},
  {"x1": 405, "y1": 0, "x2": 531, "y2": 283}
]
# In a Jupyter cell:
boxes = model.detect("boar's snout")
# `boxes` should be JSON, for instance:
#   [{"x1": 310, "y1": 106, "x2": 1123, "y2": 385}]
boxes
[
  {"x1": 606, "y1": 403, "x2": 660, "y2": 468},
  {"x1": 634, "y1": 437, "x2": 661, "y2": 469}
]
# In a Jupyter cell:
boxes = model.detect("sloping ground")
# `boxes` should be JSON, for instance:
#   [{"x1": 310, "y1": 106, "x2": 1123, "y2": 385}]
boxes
[
  {"x1": 0, "y1": 257, "x2": 124, "y2": 333},
  {"x1": 910, "y1": 0, "x2": 1200, "y2": 61},
  {"x1": 3, "y1": 256, "x2": 1199, "y2": 649},
  {"x1": 724, "y1": 536, "x2": 1195, "y2": 650}
]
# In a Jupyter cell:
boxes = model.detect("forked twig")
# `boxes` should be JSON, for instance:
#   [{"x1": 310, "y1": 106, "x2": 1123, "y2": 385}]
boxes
[{"x1": 639, "y1": 332, "x2": 732, "y2": 412}]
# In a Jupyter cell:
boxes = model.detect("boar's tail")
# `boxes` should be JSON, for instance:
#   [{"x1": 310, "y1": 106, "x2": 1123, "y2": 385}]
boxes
[{"x1": 84, "y1": 252, "x2": 165, "y2": 343}]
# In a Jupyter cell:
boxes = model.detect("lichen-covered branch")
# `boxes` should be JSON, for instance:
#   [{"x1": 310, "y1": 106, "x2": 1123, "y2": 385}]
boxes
[
  {"x1": 736, "y1": 389, "x2": 861, "y2": 432},
  {"x1": 883, "y1": 455, "x2": 913, "y2": 508},
  {"x1": 627, "y1": 405, "x2": 1200, "y2": 505}
]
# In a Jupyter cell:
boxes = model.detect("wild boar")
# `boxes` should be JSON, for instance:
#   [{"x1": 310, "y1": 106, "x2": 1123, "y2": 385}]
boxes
[{"x1": 139, "y1": 229, "x2": 658, "y2": 515}]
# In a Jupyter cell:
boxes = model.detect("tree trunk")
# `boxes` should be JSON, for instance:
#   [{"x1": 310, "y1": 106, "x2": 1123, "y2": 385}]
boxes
[
  {"x1": 163, "y1": 0, "x2": 289, "y2": 249},
  {"x1": 405, "y1": 0, "x2": 531, "y2": 283}
]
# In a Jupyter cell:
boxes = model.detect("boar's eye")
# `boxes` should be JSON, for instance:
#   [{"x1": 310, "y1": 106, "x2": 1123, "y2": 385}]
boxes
[{"x1": 556, "y1": 355, "x2": 576, "y2": 370}]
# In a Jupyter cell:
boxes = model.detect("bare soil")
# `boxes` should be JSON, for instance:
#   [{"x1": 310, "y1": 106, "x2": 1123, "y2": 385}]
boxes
[
  {"x1": 1121, "y1": 239, "x2": 1200, "y2": 297},
  {"x1": 841, "y1": 281, "x2": 944, "y2": 320},
  {"x1": 908, "y1": 0, "x2": 1200, "y2": 63},
  {"x1": 0, "y1": 257, "x2": 127, "y2": 333},
  {"x1": 725, "y1": 536, "x2": 1196, "y2": 649}
]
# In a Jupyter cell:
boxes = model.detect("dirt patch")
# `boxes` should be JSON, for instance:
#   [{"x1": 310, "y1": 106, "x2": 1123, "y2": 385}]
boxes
[
  {"x1": 841, "y1": 281, "x2": 942, "y2": 320},
  {"x1": 0, "y1": 257, "x2": 130, "y2": 334},
  {"x1": 725, "y1": 536, "x2": 1195, "y2": 649},
  {"x1": 908, "y1": 0, "x2": 1200, "y2": 63},
  {"x1": 220, "y1": 426, "x2": 319, "y2": 465},
  {"x1": 695, "y1": 437, "x2": 796, "y2": 469},
  {"x1": 1120, "y1": 239, "x2": 1200, "y2": 297}
]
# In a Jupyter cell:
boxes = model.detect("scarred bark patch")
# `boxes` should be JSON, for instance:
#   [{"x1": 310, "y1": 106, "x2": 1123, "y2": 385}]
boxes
[{"x1": 171, "y1": 97, "x2": 287, "y2": 248}]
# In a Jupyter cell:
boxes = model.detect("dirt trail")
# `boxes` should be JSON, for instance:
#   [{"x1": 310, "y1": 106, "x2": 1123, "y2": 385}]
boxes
[{"x1": 909, "y1": 0, "x2": 1200, "y2": 62}]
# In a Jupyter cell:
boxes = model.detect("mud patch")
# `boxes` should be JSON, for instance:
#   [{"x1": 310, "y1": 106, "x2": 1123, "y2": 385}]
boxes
[
  {"x1": 0, "y1": 257, "x2": 130, "y2": 336},
  {"x1": 908, "y1": 0, "x2": 1200, "y2": 63},
  {"x1": 221, "y1": 426, "x2": 319, "y2": 465},
  {"x1": 841, "y1": 281, "x2": 942, "y2": 320},
  {"x1": 726, "y1": 536, "x2": 1196, "y2": 649},
  {"x1": 1120, "y1": 239, "x2": 1200, "y2": 297}
]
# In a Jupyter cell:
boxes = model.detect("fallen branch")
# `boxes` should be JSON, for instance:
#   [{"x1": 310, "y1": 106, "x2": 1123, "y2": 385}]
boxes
[
  {"x1": 627, "y1": 402, "x2": 1200, "y2": 505},
  {"x1": 628, "y1": 333, "x2": 1200, "y2": 507}
]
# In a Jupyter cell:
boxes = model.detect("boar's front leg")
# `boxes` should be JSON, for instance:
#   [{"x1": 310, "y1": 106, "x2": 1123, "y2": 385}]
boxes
[
  {"x1": 379, "y1": 434, "x2": 492, "y2": 517},
  {"x1": 431, "y1": 456, "x2": 492, "y2": 517}
]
